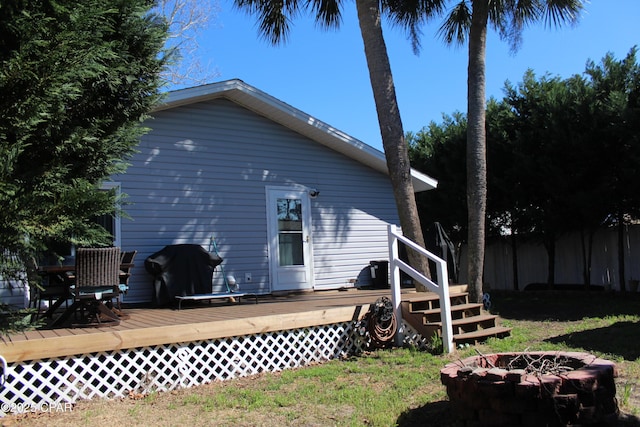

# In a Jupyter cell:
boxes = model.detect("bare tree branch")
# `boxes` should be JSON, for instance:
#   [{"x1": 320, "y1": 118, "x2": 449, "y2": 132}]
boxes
[{"x1": 153, "y1": 0, "x2": 220, "y2": 87}]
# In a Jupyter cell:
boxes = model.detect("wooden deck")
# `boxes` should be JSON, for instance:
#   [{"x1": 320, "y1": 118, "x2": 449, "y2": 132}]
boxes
[{"x1": 1, "y1": 288, "x2": 419, "y2": 363}]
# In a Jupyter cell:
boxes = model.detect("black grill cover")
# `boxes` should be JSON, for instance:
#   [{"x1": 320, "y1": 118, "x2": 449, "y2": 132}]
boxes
[{"x1": 145, "y1": 244, "x2": 223, "y2": 306}]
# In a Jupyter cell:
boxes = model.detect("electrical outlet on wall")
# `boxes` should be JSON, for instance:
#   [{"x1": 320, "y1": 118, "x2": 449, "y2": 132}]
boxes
[{"x1": 245, "y1": 273, "x2": 252, "y2": 283}]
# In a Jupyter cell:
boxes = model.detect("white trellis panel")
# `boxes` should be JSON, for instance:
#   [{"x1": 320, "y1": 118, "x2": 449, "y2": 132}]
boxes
[
  {"x1": 1, "y1": 319, "x2": 432, "y2": 415},
  {"x1": 401, "y1": 321, "x2": 430, "y2": 350},
  {"x1": 1, "y1": 322, "x2": 365, "y2": 414}
]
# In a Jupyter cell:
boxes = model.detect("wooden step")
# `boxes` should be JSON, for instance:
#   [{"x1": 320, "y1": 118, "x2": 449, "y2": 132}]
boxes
[
  {"x1": 405, "y1": 292, "x2": 469, "y2": 312},
  {"x1": 433, "y1": 313, "x2": 500, "y2": 335},
  {"x1": 453, "y1": 326, "x2": 513, "y2": 346},
  {"x1": 414, "y1": 302, "x2": 483, "y2": 323},
  {"x1": 404, "y1": 291, "x2": 467, "y2": 303},
  {"x1": 401, "y1": 290, "x2": 511, "y2": 346},
  {"x1": 427, "y1": 313, "x2": 498, "y2": 333}
]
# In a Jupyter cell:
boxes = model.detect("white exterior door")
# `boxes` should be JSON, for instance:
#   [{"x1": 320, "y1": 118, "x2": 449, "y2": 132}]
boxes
[{"x1": 267, "y1": 187, "x2": 313, "y2": 292}]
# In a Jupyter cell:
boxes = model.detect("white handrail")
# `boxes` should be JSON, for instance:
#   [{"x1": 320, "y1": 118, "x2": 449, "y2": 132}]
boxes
[{"x1": 388, "y1": 224, "x2": 454, "y2": 353}]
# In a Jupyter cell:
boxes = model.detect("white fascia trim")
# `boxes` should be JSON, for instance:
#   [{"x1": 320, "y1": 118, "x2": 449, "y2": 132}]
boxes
[{"x1": 157, "y1": 80, "x2": 437, "y2": 192}]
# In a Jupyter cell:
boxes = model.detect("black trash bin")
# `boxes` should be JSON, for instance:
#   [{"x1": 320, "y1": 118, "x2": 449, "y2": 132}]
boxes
[{"x1": 369, "y1": 260, "x2": 389, "y2": 289}]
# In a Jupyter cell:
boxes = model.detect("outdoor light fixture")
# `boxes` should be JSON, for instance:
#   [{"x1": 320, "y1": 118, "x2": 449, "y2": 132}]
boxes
[{"x1": 309, "y1": 189, "x2": 320, "y2": 198}]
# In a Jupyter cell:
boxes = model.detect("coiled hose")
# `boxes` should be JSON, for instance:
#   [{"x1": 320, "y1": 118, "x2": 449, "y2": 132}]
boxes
[{"x1": 366, "y1": 297, "x2": 397, "y2": 349}]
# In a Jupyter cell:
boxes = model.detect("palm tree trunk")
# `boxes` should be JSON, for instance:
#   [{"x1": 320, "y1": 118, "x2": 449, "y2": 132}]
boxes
[
  {"x1": 466, "y1": 0, "x2": 489, "y2": 303},
  {"x1": 355, "y1": 0, "x2": 431, "y2": 287}
]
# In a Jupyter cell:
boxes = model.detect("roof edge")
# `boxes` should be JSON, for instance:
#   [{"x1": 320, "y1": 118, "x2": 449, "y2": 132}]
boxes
[{"x1": 156, "y1": 80, "x2": 437, "y2": 192}]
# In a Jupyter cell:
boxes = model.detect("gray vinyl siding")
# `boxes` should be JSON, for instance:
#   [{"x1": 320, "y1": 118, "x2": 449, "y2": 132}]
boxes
[
  {"x1": 0, "y1": 251, "x2": 29, "y2": 308},
  {"x1": 0, "y1": 281, "x2": 28, "y2": 309},
  {"x1": 115, "y1": 99, "x2": 399, "y2": 302}
]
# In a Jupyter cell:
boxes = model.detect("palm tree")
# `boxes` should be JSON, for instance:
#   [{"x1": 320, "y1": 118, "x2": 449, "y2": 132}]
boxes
[
  {"x1": 235, "y1": 0, "x2": 446, "y2": 288},
  {"x1": 391, "y1": 0, "x2": 583, "y2": 302}
]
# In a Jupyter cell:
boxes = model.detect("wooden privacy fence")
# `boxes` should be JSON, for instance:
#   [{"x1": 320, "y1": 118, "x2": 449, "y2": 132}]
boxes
[{"x1": 454, "y1": 224, "x2": 640, "y2": 291}]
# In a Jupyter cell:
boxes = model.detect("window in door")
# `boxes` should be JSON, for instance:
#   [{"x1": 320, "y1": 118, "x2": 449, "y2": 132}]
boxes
[{"x1": 277, "y1": 198, "x2": 304, "y2": 266}]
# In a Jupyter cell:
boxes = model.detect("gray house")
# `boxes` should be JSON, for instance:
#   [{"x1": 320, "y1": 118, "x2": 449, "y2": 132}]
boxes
[{"x1": 107, "y1": 79, "x2": 437, "y2": 303}]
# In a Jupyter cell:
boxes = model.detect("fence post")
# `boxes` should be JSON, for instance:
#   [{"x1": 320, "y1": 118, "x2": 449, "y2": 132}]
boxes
[{"x1": 388, "y1": 225, "x2": 404, "y2": 347}]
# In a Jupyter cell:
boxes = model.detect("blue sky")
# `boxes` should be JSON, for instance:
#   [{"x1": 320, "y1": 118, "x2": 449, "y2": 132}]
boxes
[{"x1": 189, "y1": 0, "x2": 639, "y2": 152}]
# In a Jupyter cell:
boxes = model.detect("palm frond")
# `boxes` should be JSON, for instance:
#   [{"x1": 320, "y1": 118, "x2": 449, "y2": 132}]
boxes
[
  {"x1": 543, "y1": 0, "x2": 583, "y2": 28},
  {"x1": 437, "y1": 1, "x2": 471, "y2": 46},
  {"x1": 309, "y1": 0, "x2": 342, "y2": 29},
  {"x1": 489, "y1": 0, "x2": 584, "y2": 53},
  {"x1": 493, "y1": 0, "x2": 539, "y2": 30},
  {"x1": 384, "y1": 0, "x2": 448, "y2": 53},
  {"x1": 491, "y1": 0, "x2": 538, "y2": 53},
  {"x1": 384, "y1": 0, "x2": 447, "y2": 25},
  {"x1": 235, "y1": 0, "x2": 302, "y2": 45}
]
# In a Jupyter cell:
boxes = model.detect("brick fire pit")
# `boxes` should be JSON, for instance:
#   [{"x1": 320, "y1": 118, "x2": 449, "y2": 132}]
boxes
[{"x1": 440, "y1": 351, "x2": 619, "y2": 426}]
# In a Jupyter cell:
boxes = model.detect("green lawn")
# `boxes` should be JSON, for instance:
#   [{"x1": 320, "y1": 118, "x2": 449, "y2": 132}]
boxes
[{"x1": 8, "y1": 291, "x2": 640, "y2": 427}]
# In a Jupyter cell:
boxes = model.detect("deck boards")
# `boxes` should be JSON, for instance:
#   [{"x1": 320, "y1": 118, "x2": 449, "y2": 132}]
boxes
[{"x1": 1, "y1": 289, "x2": 417, "y2": 363}]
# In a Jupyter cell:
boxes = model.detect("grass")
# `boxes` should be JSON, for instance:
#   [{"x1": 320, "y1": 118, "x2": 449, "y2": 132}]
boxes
[{"x1": 3, "y1": 291, "x2": 640, "y2": 427}]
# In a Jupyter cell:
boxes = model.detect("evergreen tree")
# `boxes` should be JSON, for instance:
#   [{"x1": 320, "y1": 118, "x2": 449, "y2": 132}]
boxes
[{"x1": 0, "y1": 0, "x2": 169, "y2": 314}]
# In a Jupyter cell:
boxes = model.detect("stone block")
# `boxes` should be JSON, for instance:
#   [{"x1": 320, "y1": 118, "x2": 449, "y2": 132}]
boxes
[
  {"x1": 489, "y1": 396, "x2": 536, "y2": 414},
  {"x1": 552, "y1": 394, "x2": 579, "y2": 424},
  {"x1": 477, "y1": 379, "x2": 514, "y2": 398},
  {"x1": 563, "y1": 369, "x2": 599, "y2": 392},
  {"x1": 485, "y1": 367, "x2": 509, "y2": 381},
  {"x1": 515, "y1": 376, "x2": 542, "y2": 399},
  {"x1": 470, "y1": 367, "x2": 489, "y2": 379},
  {"x1": 505, "y1": 369, "x2": 527, "y2": 383},
  {"x1": 537, "y1": 375, "x2": 562, "y2": 398}
]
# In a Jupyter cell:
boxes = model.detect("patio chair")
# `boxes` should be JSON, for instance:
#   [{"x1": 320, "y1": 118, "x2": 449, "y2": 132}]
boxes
[
  {"x1": 71, "y1": 247, "x2": 122, "y2": 327},
  {"x1": 116, "y1": 250, "x2": 137, "y2": 310}
]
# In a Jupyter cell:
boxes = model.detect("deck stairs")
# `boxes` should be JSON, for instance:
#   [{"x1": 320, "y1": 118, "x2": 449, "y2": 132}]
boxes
[{"x1": 401, "y1": 285, "x2": 511, "y2": 346}]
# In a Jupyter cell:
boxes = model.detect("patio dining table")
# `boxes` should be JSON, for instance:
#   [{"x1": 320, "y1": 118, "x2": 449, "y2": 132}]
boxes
[
  {"x1": 37, "y1": 262, "x2": 134, "y2": 323},
  {"x1": 36, "y1": 264, "x2": 76, "y2": 319}
]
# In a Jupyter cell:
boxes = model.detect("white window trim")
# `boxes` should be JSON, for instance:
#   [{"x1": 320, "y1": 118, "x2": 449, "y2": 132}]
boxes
[{"x1": 101, "y1": 182, "x2": 121, "y2": 248}]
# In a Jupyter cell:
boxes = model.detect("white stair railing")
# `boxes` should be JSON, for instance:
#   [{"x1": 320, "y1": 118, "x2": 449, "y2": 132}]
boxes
[{"x1": 388, "y1": 224, "x2": 454, "y2": 353}]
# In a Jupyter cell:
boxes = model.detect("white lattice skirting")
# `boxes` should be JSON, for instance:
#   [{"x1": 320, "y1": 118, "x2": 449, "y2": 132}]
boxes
[{"x1": 1, "y1": 321, "x2": 426, "y2": 415}]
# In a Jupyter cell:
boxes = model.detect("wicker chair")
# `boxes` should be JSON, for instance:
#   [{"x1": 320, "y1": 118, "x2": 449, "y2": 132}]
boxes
[
  {"x1": 71, "y1": 247, "x2": 122, "y2": 327},
  {"x1": 118, "y1": 250, "x2": 137, "y2": 301}
]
